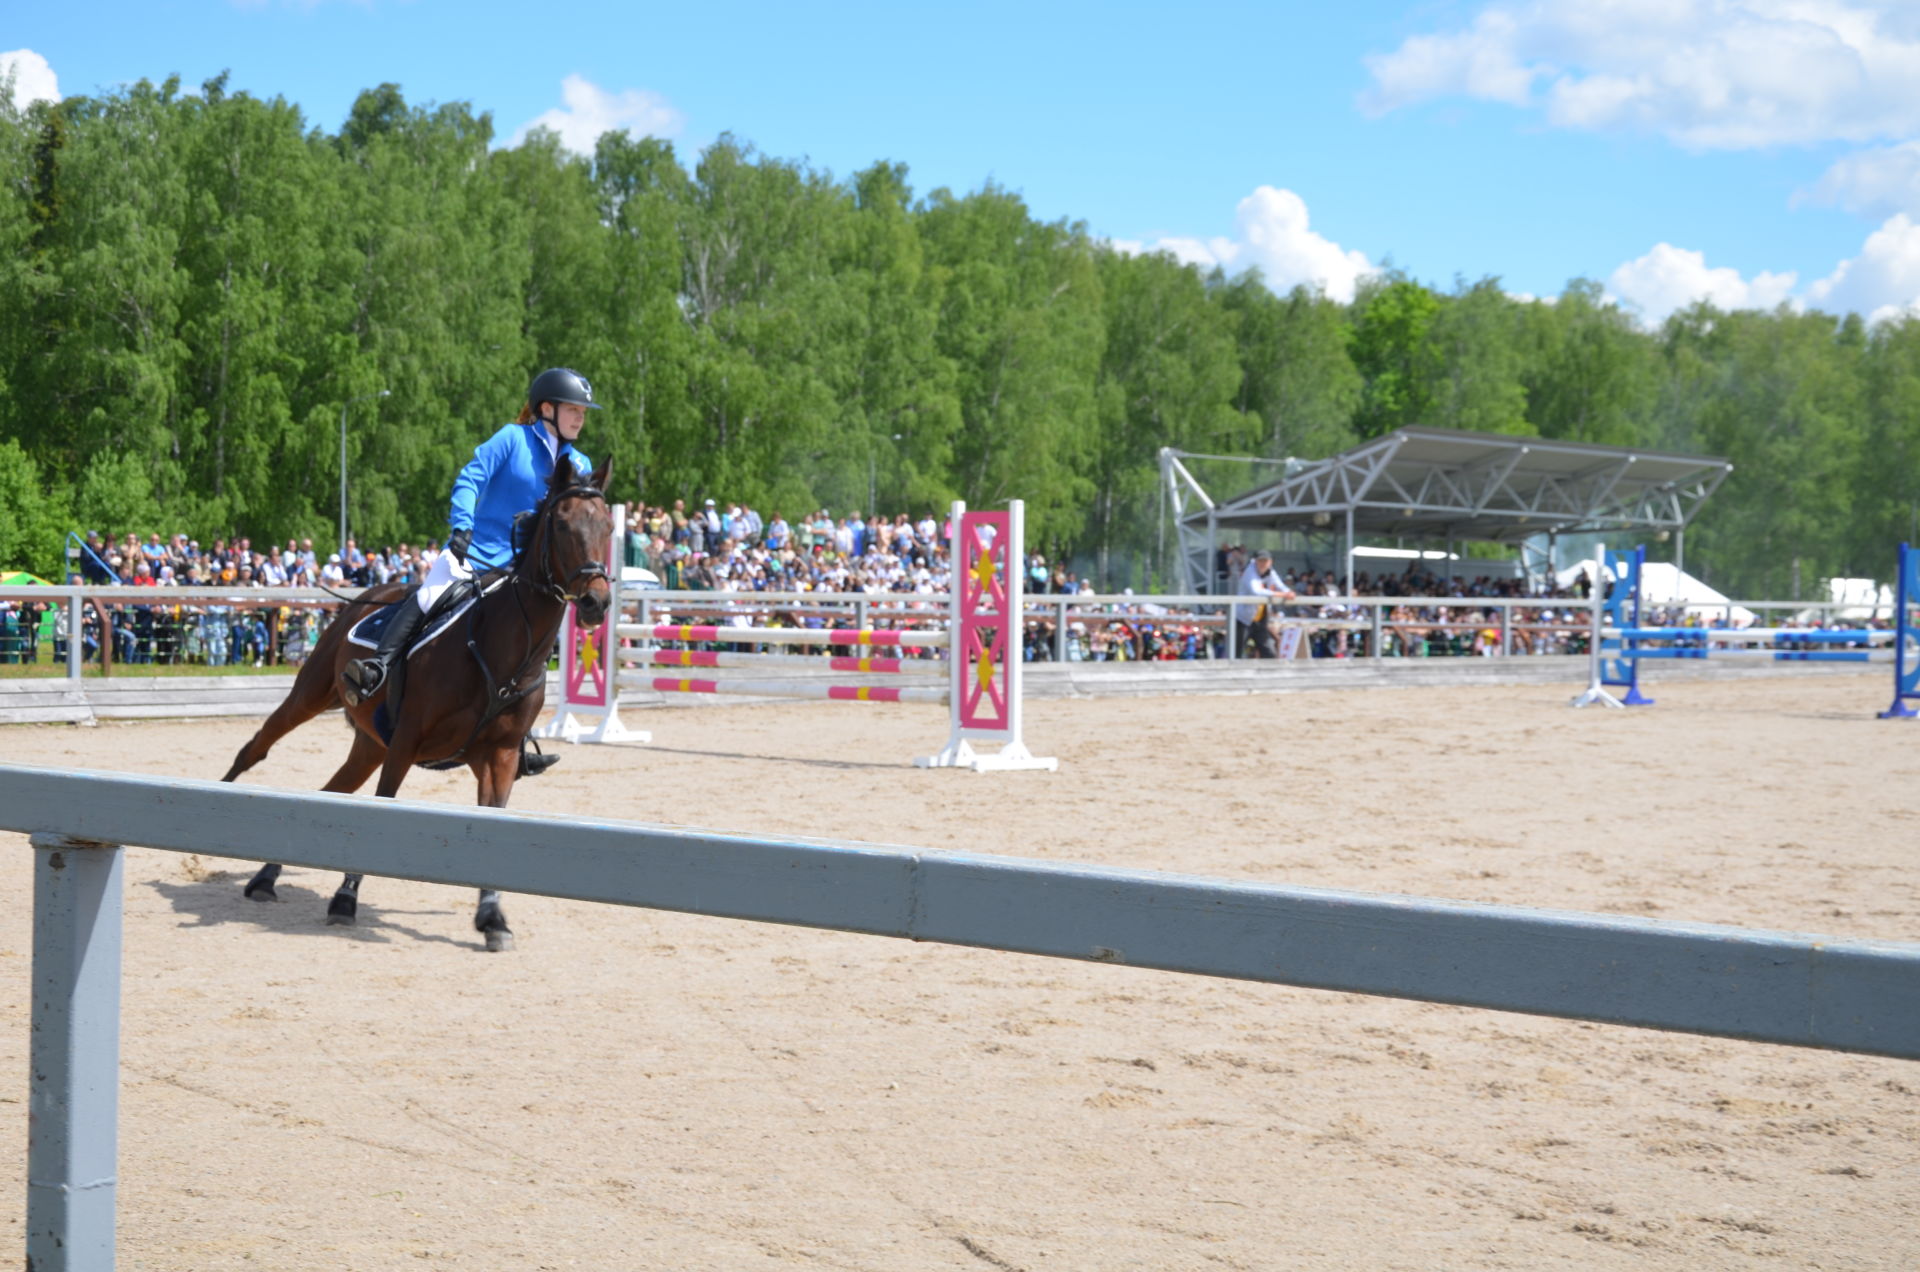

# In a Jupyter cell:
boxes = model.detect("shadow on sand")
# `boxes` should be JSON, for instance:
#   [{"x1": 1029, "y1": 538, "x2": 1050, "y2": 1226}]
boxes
[{"x1": 145, "y1": 874, "x2": 476, "y2": 949}]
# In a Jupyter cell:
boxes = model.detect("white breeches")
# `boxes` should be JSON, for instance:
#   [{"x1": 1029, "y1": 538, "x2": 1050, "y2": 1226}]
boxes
[{"x1": 415, "y1": 551, "x2": 472, "y2": 613}]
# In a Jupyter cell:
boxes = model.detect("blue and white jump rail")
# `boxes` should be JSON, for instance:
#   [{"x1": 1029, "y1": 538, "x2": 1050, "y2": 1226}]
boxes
[
  {"x1": 5, "y1": 763, "x2": 1920, "y2": 1268},
  {"x1": 1573, "y1": 542, "x2": 1920, "y2": 715}
]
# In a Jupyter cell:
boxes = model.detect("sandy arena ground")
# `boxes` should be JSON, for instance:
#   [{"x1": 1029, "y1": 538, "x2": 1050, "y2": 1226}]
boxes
[{"x1": 0, "y1": 673, "x2": 1915, "y2": 1270}]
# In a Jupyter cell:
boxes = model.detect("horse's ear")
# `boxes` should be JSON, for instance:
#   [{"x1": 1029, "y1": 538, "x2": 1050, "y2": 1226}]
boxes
[{"x1": 591, "y1": 459, "x2": 612, "y2": 492}]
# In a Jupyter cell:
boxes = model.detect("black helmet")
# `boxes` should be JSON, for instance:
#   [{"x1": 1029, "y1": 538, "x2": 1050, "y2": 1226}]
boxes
[{"x1": 528, "y1": 367, "x2": 602, "y2": 412}]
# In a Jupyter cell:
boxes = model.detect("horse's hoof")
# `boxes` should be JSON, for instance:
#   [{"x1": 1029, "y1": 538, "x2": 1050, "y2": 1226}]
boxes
[
  {"x1": 326, "y1": 895, "x2": 358, "y2": 926},
  {"x1": 326, "y1": 911, "x2": 356, "y2": 927},
  {"x1": 483, "y1": 929, "x2": 514, "y2": 953},
  {"x1": 244, "y1": 885, "x2": 277, "y2": 903}
]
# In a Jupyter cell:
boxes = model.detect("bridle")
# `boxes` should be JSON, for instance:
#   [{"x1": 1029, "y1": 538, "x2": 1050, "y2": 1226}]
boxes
[{"x1": 524, "y1": 480, "x2": 612, "y2": 605}]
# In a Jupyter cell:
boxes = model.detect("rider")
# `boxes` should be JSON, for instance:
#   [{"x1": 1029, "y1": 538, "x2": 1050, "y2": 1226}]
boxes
[{"x1": 342, "y1": 367, "x2": 600, "y2": 707}]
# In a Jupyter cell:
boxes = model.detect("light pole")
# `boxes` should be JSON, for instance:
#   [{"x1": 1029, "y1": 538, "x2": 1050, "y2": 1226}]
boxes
[
  {"x1": 339, "y1": 389, "x2": 390, "y2": 557},
  {"x1": 868, "y1": 432, "x2": 903, "y2": 517}
]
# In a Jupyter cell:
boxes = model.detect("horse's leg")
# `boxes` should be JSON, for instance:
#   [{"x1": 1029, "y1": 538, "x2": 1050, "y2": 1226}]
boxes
[
  {"x1": 471, "y1": 745, "x2": 520, "y2": 953},
  {"x1": 326, "y1": 874, "x2": 364, "y2": 927},
  {"x1": 246, "y1": 727, "x2": 384, "y2": 902},
  {"x1": 325, "y1": 721, "x2": 416, "y2": 927},
  {"x1": 220, "y1": 660, "x2": 341, "y2": 783},
  {"x1": 229, "y1": 652, "x2": 359, "y2": 900}
]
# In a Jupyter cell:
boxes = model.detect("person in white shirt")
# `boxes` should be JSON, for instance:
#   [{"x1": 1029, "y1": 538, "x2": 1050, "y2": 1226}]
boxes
[{"x1": 1237, "y1": 550, "x2": 1296, "y2": 659}]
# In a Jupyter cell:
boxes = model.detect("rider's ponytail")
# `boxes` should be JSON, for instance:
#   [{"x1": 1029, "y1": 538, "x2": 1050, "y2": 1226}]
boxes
[{"x1": 515, "y1": 401, "x2": 536, "y2": 424}]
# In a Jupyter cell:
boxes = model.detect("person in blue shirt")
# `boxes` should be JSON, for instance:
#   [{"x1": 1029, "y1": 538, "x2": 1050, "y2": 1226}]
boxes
[{"x1": 342, "y1": 367, "x2": 600, "y2": 706}]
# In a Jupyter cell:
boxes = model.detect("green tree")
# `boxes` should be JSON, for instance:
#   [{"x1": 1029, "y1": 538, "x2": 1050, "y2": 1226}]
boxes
[
  {"x1": 1089, "y1": 246, "x2": 1241, "y2": 577},
  {"x1": 1349, "y1": 275, "x2": 1441, "y2": 439},
  {"x1": 1518, "y1": 279, "x2": 1658, "y2": 447},
  {"x1": 73, "y1": 451, "x2": 162, "y2": 540},
  {"x1": 592, "y1": 131, "x2": 695, "y2": 504},
  {"x1": 332, "y1": 87, "x2": 532, "y2": 546},
  {"x1": 1660, "y1": 304, "x2": 1866, "y2": 596},
  {"x1": 0, "y1": 441, "x2": 70, "y2": 575},
  {"x1": 1425, "y1": 277, "x2": 1532, "y2": 436},
  {"x1": 1218, "y1": 275, "x2": 1361, "y2": 459},
  {"x1": 834, "y1": 160, "x2": 961, "y2": 517},
  {"x1": 920, "y1": 184, "x2": 1101, "y2": 546}
]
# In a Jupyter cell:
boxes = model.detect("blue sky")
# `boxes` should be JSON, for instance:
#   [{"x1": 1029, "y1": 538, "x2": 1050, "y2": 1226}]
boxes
[{"x1": 6, "y1": 1, "x2": 1919, "y2": 323}]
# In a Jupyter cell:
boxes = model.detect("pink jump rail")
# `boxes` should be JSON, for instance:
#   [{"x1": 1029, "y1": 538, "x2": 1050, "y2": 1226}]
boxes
[
  {"x1": 632, "y1": 649, "x2": 916, "y2": 674},
  {"x1": 647, "y1": 677, "x2": 947, "y2": 705},
  {"x1": 633, "y1": 623, "x2": 948, "y2": 649}
]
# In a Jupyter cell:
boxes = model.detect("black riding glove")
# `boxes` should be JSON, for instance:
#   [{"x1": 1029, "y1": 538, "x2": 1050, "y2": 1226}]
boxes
[{"x1": 448, "y1": 528, "x2": 471, "y2": 565}]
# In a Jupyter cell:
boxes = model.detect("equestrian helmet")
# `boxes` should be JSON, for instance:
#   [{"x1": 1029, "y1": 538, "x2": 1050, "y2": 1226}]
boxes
[{"x1": 528, "y1": 366, "x2": 603, "y2": 411}]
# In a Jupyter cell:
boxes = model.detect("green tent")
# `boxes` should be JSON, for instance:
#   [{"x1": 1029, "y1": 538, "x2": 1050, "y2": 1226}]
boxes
[{"x1": 0, "y1": 573, "x2": 61, "y2": 650}]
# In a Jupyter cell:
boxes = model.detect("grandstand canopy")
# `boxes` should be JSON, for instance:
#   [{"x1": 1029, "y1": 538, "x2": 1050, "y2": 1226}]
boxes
[{"x1": 1162, "y1": 427, "x2": 1733, "y2": 591}]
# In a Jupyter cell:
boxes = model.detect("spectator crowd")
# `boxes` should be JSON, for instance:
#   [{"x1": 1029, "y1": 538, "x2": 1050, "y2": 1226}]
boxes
[
  {"x1": 70, "y1": 529, "x2": 449, "y2": 591},
  {"x1": 23, "y1": 511, "x2": 1859, "y2": 673}
]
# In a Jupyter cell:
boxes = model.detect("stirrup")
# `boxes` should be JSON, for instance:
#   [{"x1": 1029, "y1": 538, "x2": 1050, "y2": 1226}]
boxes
[
  {"x1": 341, "y1": 658, "x2": 386, "y2": 707},
  {"x1": 519, "y1": 741, "x2": 560, "y2": 778}
]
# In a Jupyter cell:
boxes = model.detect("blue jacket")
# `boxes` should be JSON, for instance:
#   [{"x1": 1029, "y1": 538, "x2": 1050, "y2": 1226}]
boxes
[{"x1": 448, "y1": 422, "x2": 593, "y2": 570}]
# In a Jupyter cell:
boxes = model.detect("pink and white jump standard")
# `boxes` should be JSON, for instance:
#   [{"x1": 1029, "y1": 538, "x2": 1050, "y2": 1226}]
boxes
[
  {"x1": 534, "y1": 502, "x2": 652, "y2": 746},
  {"x1": 537, "y1": 502, "x2": 1056, "y2": 772}
]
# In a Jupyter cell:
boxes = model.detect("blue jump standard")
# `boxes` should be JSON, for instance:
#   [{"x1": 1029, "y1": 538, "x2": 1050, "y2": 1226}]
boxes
[
  {"x1": 1593, "y1": 541, "x2": 1919, "y2": 717},
  {"x1": 1884, "y1": 540, "x2": 1920, "y2": 719}
]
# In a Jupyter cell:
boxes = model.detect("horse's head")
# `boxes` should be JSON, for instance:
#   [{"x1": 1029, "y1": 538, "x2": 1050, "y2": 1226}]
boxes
[{"x1": 529, "y1": 459, "x2": 615, "y2": 627}]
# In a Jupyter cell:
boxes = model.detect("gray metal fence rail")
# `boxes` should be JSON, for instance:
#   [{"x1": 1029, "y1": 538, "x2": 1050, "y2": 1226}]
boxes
[{"x1": 5, "y1": 763, "x2": 1917, "y2": 1269}]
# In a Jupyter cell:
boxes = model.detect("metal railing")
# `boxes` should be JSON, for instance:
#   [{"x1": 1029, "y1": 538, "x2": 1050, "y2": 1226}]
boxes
[
  {"x1": 0, "y1": 585, "x2": 355, "y2": 677},
  {"x1": 5, "y1": 763, "x2": 1917, "y2": 1268},
  {"x1": 0, "y1": 583, "x2": 1892, "y2": 680}
]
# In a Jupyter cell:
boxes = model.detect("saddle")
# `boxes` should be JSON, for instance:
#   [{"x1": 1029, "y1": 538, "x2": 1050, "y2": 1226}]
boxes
[
  {"x1": 349, "y1": 576, "x2": 503, "y2": 767},
  {"x1": 344, "y1": 574, "x2": 495, "y2": 656},
  {"x1": 350, "y1": 574, "x2": 557, "y2": 778}
]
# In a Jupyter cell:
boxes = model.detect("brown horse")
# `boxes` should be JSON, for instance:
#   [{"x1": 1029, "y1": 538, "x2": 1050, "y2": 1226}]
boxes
[{"x1": 219, "y1": 461, "x2": 614, "y2": 950}]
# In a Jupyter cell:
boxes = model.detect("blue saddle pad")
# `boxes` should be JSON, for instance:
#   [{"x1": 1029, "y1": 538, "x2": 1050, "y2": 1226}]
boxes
[
  {"x1": 352, "y1": 595, "x2": 477, "y2": 772},
  {"x1": 349, "y1": 600, "x2": 407, "y2": 648}
]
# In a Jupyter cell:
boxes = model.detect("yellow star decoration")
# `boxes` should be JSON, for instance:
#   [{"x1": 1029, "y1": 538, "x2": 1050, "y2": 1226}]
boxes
[
  {"x1": 970, "y1": 544, "x2": 996, "y2": 596},
  {"x1": 974, "y1": 642, "x2": 996, "y2": 694},
  {"x1": 578, "y1": 633, "x2": 599, "y2": 675}
]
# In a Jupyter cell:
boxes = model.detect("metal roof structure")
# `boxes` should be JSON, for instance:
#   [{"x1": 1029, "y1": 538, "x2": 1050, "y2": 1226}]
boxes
[{"x1": 1161, "y1": 428, "x2": 1733, "y2": 592}]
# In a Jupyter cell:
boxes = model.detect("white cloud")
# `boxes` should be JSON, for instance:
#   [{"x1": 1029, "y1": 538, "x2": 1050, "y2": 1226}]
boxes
[
  {"x1": 1608, "y1": 216, "x2": 1920, "y2": 325},
  {"x1": 1804, "y1": 140, "x2": 1920, "y2": 216},
  {"x1": 1607, "y1": 243, "x2": 1799, "y2": 323},
  {"x1": 508, "y1": 74, "x2": 682, "y2": 155},
  {"x1": 1806, "y1": 213, "x2": 1920, "y2": 320},
  {"x1": 1362, "y1": 1, "x2": 1920, "y2": 149},
  {"x1": 1120, "y1": 186, "x2": 1377, "y2": 302},
  {"x1": 0, "y1": 49, "x2": 59, "y2": 111}
]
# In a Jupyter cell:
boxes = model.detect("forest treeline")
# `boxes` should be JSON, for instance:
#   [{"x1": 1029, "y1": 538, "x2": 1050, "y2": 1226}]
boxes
[{"x1": 2, "y1": 75, "x2": 1917, "y2": 597}]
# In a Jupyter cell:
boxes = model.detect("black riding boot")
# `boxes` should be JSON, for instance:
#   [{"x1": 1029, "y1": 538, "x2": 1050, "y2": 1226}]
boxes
[
  {"x1": 342, "y1": 600, "x2": 426, "y2": 707},
  {"x1": 518, "y1": 738, "x2": 561, "y2": 778}
]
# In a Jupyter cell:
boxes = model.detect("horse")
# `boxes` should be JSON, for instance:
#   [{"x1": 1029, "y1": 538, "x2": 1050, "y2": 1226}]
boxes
[{"x1": 218, "y1": 461, "x2": 614, "y2": 951}]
